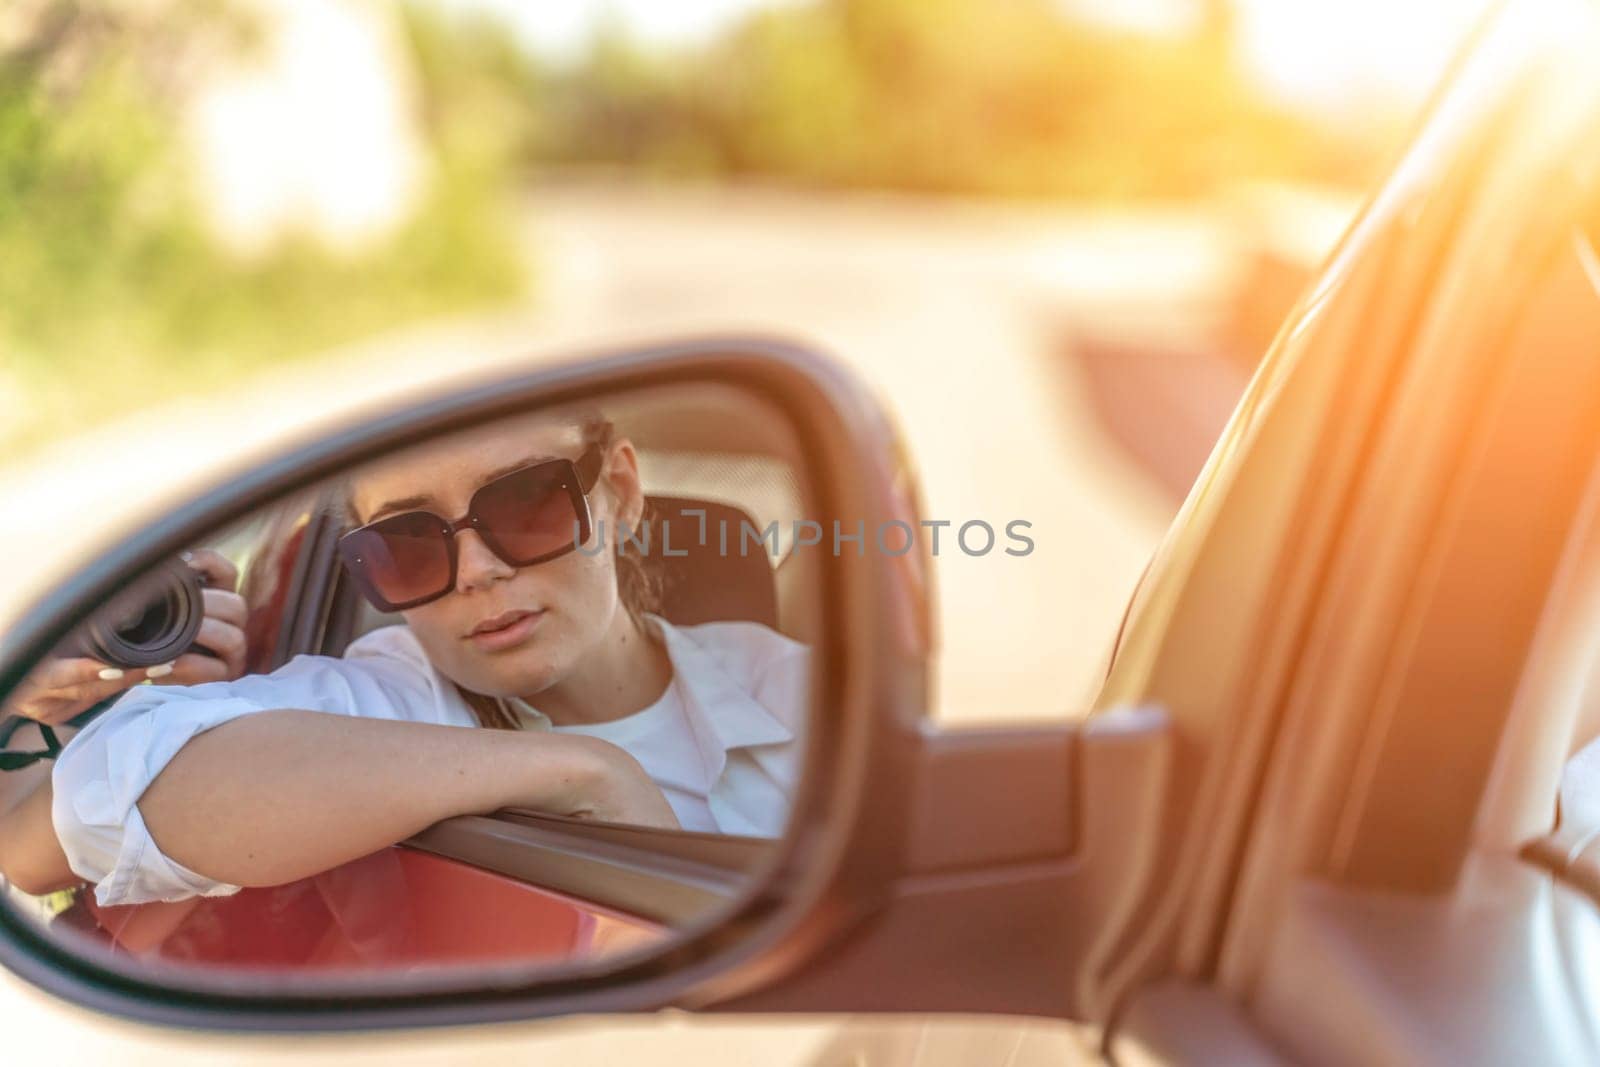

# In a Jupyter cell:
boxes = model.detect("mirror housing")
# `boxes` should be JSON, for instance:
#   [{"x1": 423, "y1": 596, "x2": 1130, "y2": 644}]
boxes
[{"x1": 0, "y1": 336, "x2": 936, "y2": 1029}]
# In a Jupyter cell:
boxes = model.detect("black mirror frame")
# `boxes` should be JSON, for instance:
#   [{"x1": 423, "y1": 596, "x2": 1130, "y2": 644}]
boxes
[{"x1": 0, "y1": 335, "x2": 933, "y2": 1031}]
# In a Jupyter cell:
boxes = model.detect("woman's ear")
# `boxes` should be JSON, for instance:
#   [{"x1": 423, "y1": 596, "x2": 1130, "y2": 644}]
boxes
[{"x1": 602, "y1": 438, "x2": 646, "y2": 531}]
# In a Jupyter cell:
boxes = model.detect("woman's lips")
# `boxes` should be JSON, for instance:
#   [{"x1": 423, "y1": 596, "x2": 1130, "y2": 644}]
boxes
[{"x1": 467, "y1": 609, "x2": 545, "y2": 652}]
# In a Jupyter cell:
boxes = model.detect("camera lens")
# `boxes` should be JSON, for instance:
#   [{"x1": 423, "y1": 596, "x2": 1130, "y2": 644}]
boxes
[{"x1": 57, "y1": 559, "x2": 205, "y2": 669}]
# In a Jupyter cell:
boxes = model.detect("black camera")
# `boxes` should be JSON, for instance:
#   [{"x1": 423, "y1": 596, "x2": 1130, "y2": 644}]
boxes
[{"x1": 55, "y1": 558, "x2": 206, "y2": 669}]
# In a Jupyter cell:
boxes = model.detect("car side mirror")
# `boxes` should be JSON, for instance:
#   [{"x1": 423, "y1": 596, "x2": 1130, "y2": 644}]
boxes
[{"x1": 0, "y1": 336, "x2": 941, "y2": 1029}]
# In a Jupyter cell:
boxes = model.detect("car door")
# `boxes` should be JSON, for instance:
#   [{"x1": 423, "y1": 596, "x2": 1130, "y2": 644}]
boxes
[
  {"x1": 741, "y1": 2, "x2": 1600, "y2": 1058},
  {"x1": 1103, "y1": 5, "x2": 1600, "y2": 1061}
]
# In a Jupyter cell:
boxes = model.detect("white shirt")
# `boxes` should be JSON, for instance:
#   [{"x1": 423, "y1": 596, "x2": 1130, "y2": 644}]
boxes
[
  {"x1": 526, "y1": 680, "x2": 720, "y2": 832},
  {"x1": 52, "y1": 615, "x2": 808, "y2": 907}
]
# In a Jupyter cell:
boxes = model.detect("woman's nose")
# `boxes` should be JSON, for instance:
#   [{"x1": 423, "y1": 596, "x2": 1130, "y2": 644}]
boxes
[{"x1": 454, "y1": 529, "x2": 515, "y2": 592}]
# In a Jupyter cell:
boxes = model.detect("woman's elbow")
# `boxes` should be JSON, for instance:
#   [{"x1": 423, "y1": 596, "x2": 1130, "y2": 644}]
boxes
[
  {"x1": 0, "y1": 826, "x2": 77, "y2": 896},
  {"x1": 0, "y1": 782, "x2": 82, "y2": 898},
  {"x1": 0, "y1": 859, "x2": 75, "y2": 898}
]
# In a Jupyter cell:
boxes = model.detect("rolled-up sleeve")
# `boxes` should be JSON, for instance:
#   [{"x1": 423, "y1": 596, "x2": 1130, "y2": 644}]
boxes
[{"x1": 52, "y1": 630, "x2": 449, "y2": 906}]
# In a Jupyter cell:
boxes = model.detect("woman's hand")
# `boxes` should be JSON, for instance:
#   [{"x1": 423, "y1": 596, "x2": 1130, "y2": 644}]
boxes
[
  {"x1": 0, "y1": 549, "x2": 248, "y2": 726},
  {"x1": 533, "y1": 735, "x2": 680, "y2": 830},
  {"x1": 170, "y1": 548, "x2": 249, "y2": 684},
  {"x1": 2, "y1": 657, "x2": 155, "y2": 727}
]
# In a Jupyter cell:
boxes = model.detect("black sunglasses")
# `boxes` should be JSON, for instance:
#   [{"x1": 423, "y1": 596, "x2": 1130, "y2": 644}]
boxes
[{"x1": 338, "y1": 444, "x2": 606, "y2": 612}]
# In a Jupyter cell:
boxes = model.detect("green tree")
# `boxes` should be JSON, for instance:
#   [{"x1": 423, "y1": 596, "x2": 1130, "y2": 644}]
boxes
[
  {"x1": 1, "y1": 1, "x2": 526, "y2": 459},
  {"x1": 542, "y1": 0, "x2": 1337, "y2": 200}
]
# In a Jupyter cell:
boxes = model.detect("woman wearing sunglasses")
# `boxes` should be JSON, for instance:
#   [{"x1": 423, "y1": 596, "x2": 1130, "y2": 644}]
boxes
[{"x1": 4, "y1": 411, "x2": 805, "y2": 907}]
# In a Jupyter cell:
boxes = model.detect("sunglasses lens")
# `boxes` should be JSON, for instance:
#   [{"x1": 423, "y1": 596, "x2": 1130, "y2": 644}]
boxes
[
  {"x1": 474, "y1": 463, "x2": 583, "y2": 564},
  {"x1": 344, "y1": 512, "x2": 452, "y2": 609}
]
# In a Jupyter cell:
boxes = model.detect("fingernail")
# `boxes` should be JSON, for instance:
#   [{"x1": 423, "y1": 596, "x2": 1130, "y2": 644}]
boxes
[
  {"x1": 97, "y1": 668, "x2": 124, "y2": 681},
  {"x1": 145, "y1": 663, "x2": 174, "y2": 678}
]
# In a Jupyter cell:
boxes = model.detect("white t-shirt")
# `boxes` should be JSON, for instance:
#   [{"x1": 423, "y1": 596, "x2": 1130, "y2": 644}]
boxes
[{"x1": 515, "y1": 679, "x2": 719, "y2": 832}]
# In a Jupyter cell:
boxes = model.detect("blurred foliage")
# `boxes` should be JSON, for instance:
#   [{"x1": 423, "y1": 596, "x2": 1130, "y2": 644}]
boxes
[
  {"x1": 403, "y1": 1, "x2": 541, "y2": 176},
  {"x1": 528, "y1": 0, "x2": 1367, "y2": 200},
  {"x1": 0, "y1": 0, "x2": 1382, "y2": 459},
  {"x1": 0, "y1": 1, "x2": 525, "y2": 461}
]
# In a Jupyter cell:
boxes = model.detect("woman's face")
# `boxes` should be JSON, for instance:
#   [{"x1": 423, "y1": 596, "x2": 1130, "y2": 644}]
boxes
[{"x1": 349, "y1": 416, "x2": 645, "y2": 700}]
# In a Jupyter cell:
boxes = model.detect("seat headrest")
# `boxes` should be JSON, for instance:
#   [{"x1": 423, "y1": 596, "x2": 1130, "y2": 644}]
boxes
[{"x1": 645, "y1": 496, "x2": 778, "y2": 630}]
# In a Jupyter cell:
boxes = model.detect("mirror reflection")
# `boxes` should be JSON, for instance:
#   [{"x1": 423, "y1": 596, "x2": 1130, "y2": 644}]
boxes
[{"x1": 0, "y1": 380, "x2": 815, "y2": 978}]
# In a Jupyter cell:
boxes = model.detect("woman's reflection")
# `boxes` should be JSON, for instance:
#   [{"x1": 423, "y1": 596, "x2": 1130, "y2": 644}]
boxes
[{"x1": 2, "y1": 407, "x2": 806, "y2": 917}]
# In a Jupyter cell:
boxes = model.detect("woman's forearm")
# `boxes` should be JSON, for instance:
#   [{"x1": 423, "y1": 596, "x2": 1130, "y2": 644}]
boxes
[{"x1": 137, "y1": 711, "x2": 637, "y2": 888}]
